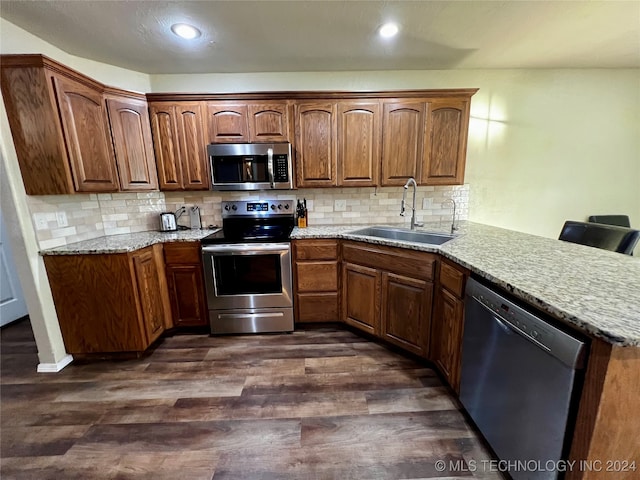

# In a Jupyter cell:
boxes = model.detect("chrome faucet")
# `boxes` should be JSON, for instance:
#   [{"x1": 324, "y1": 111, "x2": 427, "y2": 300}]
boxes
[
  {"x1": 400, "y1": 177, "x2": 423, "y2": 230},
  {"x1": 444, "y1": 198, "x2": 458, "y2": 234}
]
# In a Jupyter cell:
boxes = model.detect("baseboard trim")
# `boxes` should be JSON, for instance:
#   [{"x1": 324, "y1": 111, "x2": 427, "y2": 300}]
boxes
[{"x1": 37, "y1": 354, "x2": 73, "y2": 373}]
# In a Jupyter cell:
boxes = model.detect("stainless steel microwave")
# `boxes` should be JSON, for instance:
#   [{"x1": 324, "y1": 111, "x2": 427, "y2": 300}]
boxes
[{"x1": 208, "y1": 143, "x2": 294, "y2": 191}]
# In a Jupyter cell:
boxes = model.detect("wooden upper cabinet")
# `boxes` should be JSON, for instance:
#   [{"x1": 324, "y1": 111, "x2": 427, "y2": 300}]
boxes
[
  {"x1": 248, "y1": 102, "x2": 290, "y2": 142},
  {"x1": 421, "y1": 99, "x2": 470, "y2": 186},
  {"x1": 52, "y1": 74, "x2": 120, "y2": 192},
  {"x1": 149, "y1": 103, "x2": 183, "y2": 190},
  {"x1": 106, "y1": 96, "x2": 158, "y2": 191},
  {"x1": 149, "y1": 102, "x2": 210, "y2": 190},
  {"x1": 380, "y1": 101, "x2": 425, "y2": 186},
  {"x1": 295, "y1": 102, "x2": 337, "y2": 187},
  {"x1": 175, "y1": 103, "x2": 210, "y2": 190},
  {"x1": 207, "y1": 103, "x2": 249, "y2": 143},
  {"x1": 337, "y1": 101, "x2": 380, "y2": 187}
]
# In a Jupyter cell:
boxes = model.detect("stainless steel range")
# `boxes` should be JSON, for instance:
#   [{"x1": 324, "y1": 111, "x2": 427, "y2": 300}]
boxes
[{"x1": 201, "y1": 200, "x2": 295, "y2": 334}]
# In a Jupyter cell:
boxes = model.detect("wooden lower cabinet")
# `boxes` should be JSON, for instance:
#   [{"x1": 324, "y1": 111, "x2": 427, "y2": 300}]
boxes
[
  {"x1": 43, "y1": 244, "x2": 171, "y2": 354},
  {"x1": 132, "y1": 247, "x2": 168, "y2": 344},
  {"x1": 381, "y1": 272, "x2": 432, "y2": 357},
  {"x1": 342, "y1": 262, "x2": 380, "y2": 334},
  {"x1": 430, "y1": 258, "x2": 468, "y2": 392},
  {"x1": 163, "y1": 242, "x2": 208, "y2": 327},
  {"x1": 341, "y1": 241, "x2": 435, "y2": 357},
  {"x1": 293, "y1": 239, "x2": 340, "y2": 322}
]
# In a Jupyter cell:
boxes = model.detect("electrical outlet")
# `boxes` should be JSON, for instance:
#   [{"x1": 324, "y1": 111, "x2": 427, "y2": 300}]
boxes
[
  {"x1": 56, "y1": 211, "x2": 68, "y2": 228},
  {"x1": 334, "y1": 199, "x2": 347, "y2": 212},
  {"x1": 33, "y1": 213, "x2": 48, "y2": 231},
  {"x1": 422, "y1": 198, "x2": 433, "y2": 209}
]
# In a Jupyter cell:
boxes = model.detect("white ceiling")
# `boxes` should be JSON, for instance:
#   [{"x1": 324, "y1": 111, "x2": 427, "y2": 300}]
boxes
[{"x1": 1, "y1": 0, "x2": 639, "y2": 74}]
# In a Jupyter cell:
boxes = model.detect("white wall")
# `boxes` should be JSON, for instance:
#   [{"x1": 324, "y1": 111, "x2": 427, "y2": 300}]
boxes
[{"x1": 152, "y1": 69, "x2": 640, "y2": 240}]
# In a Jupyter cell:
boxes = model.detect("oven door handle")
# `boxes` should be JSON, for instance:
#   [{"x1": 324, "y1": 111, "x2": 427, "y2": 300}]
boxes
[
  {"x1": 202, "y1": 243, "x2": 290, "y2": 255},
  {"x1": 267, "y1": 147, "x2": 275, "y2": 189}
]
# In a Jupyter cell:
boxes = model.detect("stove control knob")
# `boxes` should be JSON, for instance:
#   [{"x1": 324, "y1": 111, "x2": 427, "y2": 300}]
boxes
[
  {"x1": 284, "y1": 204, "x2": 290, "y2": 210},
  {"x1": 271, "y1": 204, "x2": 276, "y2": 210},
  {"x1": 278, "y1": 204, "x2": 283, "y2": 210},
  {"x1": 231, "y1": 204, "x2": 237, "y2": 211},
  {"x1": 224, "y1": 205, "x2": 230, "y2": 211}
]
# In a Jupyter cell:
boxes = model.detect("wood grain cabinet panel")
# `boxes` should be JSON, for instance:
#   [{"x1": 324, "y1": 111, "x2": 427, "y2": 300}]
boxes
[
  {"x1": 380, "y1": 272, "x2": 432, "y2": 357},
  {"x1": 380, "y1": 101, "x2": 425, "y2": 186},
  {"x1": 248, "y1": 102, "x2": 290, "y2": 142},
  {"x1": 296, "y1": 262, "x2": 338, "y2": 292},
  {"x1": 341, "y1": 241, "x2": 435, "y2": 357},
  {"x1": 337, "y1": 101, "x2": 380, "y2": 187},
  {"x1": 52, "y1": 74, "x2": 120, "y2": 192},
  {"x1": 163, "y1": 242, "x2": 208, "y2": 327},
  {"x1": 431, "y1": 287, "x2": 463, "y2": 388},
  {"x1": 207, "y1": 103, "x2": 250, "y2": 143},
  {"x1": 43, "y1": 245, "x2": 170, "y2": 354},
  {"x1": 149, "y1": 103, "x2": 183, "y2": 190},
  {"x1": 106, "y1": 96, "x2": 158, "y2": 191},
  {"x1": 0, "y1": 65, "x2": 75, "y2": 194},
  {"x1": 293, "y1": 239, "x2": 340, "y2": 323},
  {"x1": 421, "y1": 99, "x2": 470, "y2": 186},
  {"x1": 342, "y1": 262, "x2": 380, "y2": 335},
  {"x1": 295, "y1": 102, "x2": 337, "y2": 187},
  {"x1": 132, "y1": 248, "x2": 167, "y2": 344},
  {"x1": 176, "y1": 103, "x2": 210, "y2": 190},
  {"x1": 430, "y1": 258, "x2": 468, "y2": 392},
  {"x1": 149, "y1": 102, "x2": 210, "y2": 190}
]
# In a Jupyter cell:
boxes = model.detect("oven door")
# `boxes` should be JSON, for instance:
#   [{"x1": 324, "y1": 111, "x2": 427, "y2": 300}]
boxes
[{"x1": 202, "y1": 242, "x2": 293, "y2": 311}]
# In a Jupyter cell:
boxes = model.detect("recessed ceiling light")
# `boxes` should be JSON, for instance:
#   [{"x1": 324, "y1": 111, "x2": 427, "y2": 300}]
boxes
[
  {"x1": 379, "y1": 23, "x2": 399, "y2": 38},
  {"x1": 171, "y1": 23, "x2": 202, "y2": 40}
]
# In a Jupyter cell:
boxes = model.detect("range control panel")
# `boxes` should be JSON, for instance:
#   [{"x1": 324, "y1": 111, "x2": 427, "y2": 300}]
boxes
[{"x1": 222, "y1": 200, "x2": 294, "y2": 217}]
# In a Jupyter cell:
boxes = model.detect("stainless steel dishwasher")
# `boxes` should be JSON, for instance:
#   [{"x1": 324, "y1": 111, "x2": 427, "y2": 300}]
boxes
[{"x1": 459, "y1": 278, "x2": 586, "y2": 480}]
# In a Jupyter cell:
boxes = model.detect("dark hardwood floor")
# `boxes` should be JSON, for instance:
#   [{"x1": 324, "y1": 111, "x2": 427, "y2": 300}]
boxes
[{"x1": 1, "y1": 319, "x2": 502, "y2": 479}]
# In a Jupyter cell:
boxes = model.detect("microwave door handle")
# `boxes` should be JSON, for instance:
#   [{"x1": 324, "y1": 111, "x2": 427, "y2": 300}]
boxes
[{"x1": 267, "y1": 148, "x2": 275, "y2": 188}]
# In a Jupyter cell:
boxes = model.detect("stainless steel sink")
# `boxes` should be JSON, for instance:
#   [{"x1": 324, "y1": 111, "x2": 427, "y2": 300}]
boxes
[{"x1": 348, "y1": 226, "x2": 455, "y2": 245}]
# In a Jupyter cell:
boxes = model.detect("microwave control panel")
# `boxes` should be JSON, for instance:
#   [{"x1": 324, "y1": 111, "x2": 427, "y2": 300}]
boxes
[{"x1": 273, "y1": 155, "x2": 289, "y2": 182}]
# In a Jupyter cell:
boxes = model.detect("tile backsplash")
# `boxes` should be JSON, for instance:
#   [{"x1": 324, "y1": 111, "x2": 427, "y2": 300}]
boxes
[{"x1": 28, "y1": 185, "x2": 469, "y2": 249}]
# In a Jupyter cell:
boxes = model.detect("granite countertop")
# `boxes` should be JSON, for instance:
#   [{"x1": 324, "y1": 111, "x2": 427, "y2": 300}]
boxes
[
  {"x1": 41, "y1": 222, "x2": 640, "y2": 346},
  {"x1": 40, "y1": 228, "x2": 218, "y2": 255},
  {"x1": 293, "y1": 222, "x2": 640, "y2": 347}
]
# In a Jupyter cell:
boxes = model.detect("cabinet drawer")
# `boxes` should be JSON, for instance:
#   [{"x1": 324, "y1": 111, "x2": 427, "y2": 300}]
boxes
[
  {"x1": 440, "y1": 260, "x2": 465, "y2": 298},
  {"x1": 342, "y1": 241, "x2": 435, "y2": 280},
  {"x1": 295, "y1": 239, "x2": 338, "y2": 260},
  {"x1": 164, "y1": 242, "x2": 201, "y2": 264},
  {"x1": 296, "y1": 293, "x2": 339, "y2": 322},
  {"x1": 296, "y1": 261, "x2": 338, "y2": 292}
]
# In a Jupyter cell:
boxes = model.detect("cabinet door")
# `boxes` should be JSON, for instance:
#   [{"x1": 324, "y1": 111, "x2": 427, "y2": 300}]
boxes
[
  {"x1": 431, "y1": 287, "x2": 464, "y2": 391},
  {"x1": 295, "y1": 102, "x2": 337, "y2": 187},
  {"x1": 380, "y1": 101, "x2": 425, "y2": 186},
  {"x1": 421, "y1": 99, "x2": 470, "y2": 185},
  {"x1": 165, "y1": 264, "x2": 208, "y2": 327},
  {"x1": 207, "y1": 103, "x2": 249, "y2": 143},
  {"x1": 52, "y1": 75, "x2": 119, "y2": 192},
  {"x1": 106, "y1": 96, "x2": 158, "y2": 191},
  {"x1": 176, "y1": 103, "x2": 210, "y2": 190},
  {"x1": 132, "y1": 248, "x2": 166, "y2": 344},
  {"x1": 380, "y1": 272, "x2": 432, "y2": 357},
  {"x1": 337, "y1": 101, "x2": 380, "y2": 187},
  {"x1": 149, "y1": 103, "x2": 183, "y2": 190},
  {"x1": 342, "y1": 262, "x2": 380, "y2": 335},
  {"x1": 248, "y1": 102, "x2": 290, "y2": 142}
]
